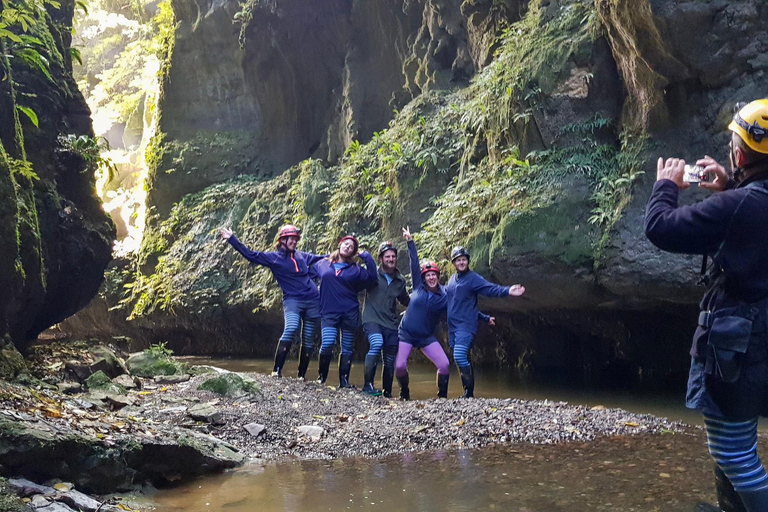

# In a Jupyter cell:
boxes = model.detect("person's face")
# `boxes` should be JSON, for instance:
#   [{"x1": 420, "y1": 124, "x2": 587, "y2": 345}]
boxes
[
  {"x1": 380, "y1": 250, "x2": 397, "y2": 272},
  {"x1": 339, "y1": 239, "x2": 356, "y2": 258},
  {"x1": 453, "y1": 256, "x2": 469, "y2": 272},
  {"x1": 282, "y1": 236, "x2": 299, "y2": 251},
  {"x1": 424, "y1": 271, "x2": 439, "y2": 289}
]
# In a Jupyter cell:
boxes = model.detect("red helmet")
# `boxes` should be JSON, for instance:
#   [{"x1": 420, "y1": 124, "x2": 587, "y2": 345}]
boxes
[
  {"x1": 278, "y1": 224, "x2": 301, "y2": 240},
  {"x1": 339, "y1": 235, "x2": 359, "y2": 252},
  {"x1": 420, "y1": 261, "x2": 440, "y2": 277}
]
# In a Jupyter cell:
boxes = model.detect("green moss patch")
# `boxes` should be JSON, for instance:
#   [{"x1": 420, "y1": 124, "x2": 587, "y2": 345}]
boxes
[{"x1": 197, "y1": 373, "x2": 260, "y2": 397}]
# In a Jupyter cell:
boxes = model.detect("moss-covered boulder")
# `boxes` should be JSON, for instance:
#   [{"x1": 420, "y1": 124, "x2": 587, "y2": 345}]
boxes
[
  {"x1": 125, "y1": 352, "x2": 180, "y2": 378},
  {"x1": 84, "y1": 371, "x2": 126, "y2": 395},
  {"x1": 197, "y1": 373, "x2": 260, "y2": 398}
]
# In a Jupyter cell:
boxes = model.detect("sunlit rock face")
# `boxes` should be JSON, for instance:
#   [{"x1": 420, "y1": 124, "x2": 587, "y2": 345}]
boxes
[
  {"x1": 59, "y1": 0, "x2": 768, "y2": 388},
  {"x1": 0, "y1": 0, "x2": 115, "y2": 352}
]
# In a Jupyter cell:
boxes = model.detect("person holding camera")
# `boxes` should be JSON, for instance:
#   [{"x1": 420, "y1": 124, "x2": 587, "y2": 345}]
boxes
[
  {"x1": 360, "y1": 240, "x2": 410, "y2": 397},
  {"x1": 645, "y1": 100, "x2": 768, "y2": 511},
  {"x1": 313, "y1": 235, "x2": 378, "y2": 388},
  {"x1": 220, "y1": 225, "x2": 324, "y2": 380},
  {"x1": 446, "y1": 247, "x2": 525, "y2": 398}
]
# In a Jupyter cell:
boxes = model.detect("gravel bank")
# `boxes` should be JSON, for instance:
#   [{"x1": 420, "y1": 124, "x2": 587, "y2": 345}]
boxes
[{"x1": 137, "y1": 369, "x2": 687, "y2": 461}]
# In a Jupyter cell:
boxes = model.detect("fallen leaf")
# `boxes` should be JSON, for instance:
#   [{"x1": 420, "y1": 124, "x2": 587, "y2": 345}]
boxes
[
  {"x1": 137, "y1": 391, "x2": 153, "y2": 396},
  {"x1": 455, "y1": 417, "x2": 466, "y2": 427},
  {"x1": 312, "y1": 415, "x2": 326, "y2": 420},
  {"x1": 625, "y1": 422, "x2": 639, "y2": 427}
]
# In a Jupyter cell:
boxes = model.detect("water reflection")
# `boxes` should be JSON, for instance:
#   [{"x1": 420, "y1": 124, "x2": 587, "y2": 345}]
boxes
[{"x1": 152, "y1": 432, "x2": 745, "y2": 511}]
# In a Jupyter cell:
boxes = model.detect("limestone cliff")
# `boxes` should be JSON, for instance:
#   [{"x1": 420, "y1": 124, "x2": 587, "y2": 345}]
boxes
[
  {"x1": 0, "y1": 0, "x2": 115, "y2": 365},
  {"x1": 62, "y1": 0, "x2": 768, "y2": 387}
]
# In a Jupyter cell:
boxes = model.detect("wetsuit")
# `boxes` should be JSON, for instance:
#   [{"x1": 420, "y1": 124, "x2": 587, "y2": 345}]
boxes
[
  {"x1": 314, "y1": 252, "x2": 378, "y2": 387},
  {"x1": 446, "y1": 269, "x2": 508, "y2": 398},
  {"x1": 362, "y1": 266, "x2": 409, "y2": 397},
  {"x1": 227, "y1": 235, "x2": 324, "y2": 378},
  {"x1": 395, "y1": 240, "x2": 487, "y2": 399},
  {"x1": 645, "y1": 175, "x2": 768, "y2": 510}
]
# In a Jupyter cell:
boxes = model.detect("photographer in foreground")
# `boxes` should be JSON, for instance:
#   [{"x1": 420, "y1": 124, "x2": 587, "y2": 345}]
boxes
[{"x1": 645, "y1": 99, "x2": 768, "y2": 512}]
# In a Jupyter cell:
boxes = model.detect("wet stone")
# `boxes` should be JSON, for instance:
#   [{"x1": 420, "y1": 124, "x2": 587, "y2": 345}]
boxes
[
  {"x1": 56, "y1": 382, "x2": 82, "y2": 394},
  {"x1": 111, "y1": 374, "x2": 139, "y2": 390},
  {"x1": 104, "y1": 394, "x2": 136, "y2": 409},
  {"x1": 154, "y1": 374, "x2": 190, "y2": 385},
  {"x1": 188, "y1": 404, "x2": 223, "y2": 424},
  {"x1": 243, "y1": 423, "x2": 266, "y2": 437},
  {"x1": 7, "y1": 478, "x2": 55, "y2": 497},
  {"x1": 297, "y1": 426, "x2": 324, "y2": 440},
  {"x1": 55, "y1": 490, "x2": 101, "y2": 512}
]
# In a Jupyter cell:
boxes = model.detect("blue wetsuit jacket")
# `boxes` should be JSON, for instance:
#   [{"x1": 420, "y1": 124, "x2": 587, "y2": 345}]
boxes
[
  {"x1": 399, "y1": 240, "x2": 449, "y2": 345},
  {"x1": 227, "y1": 235, "x2": 324, "y2": 301},
  {"x1": 315, "y1": 252, "x2": 378, "y2": 315},
  {"x1": 446, "y1": 269, "x2": 509, "y2": 335}
]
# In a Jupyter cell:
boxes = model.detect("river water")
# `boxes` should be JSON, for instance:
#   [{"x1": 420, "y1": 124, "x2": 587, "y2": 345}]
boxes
[{"x1": 146, "y1": 358, "x2": 750, "y2": 511}]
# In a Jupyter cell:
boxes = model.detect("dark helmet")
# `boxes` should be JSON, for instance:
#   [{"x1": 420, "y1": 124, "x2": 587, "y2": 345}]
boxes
[
  {"x1": 339, "y1": 234, "x2": 359, "y2": 253},
  {"x1": 420, "y1": 261, "x2": 440, "y2": 277},
  {"x1": 278, "y1": 224, "x2": 301, "y2": 240},
  {"x1": 378, "y1": 241, "x2": 397, "y2": 259},
  {"x1": 451, "y1": 246, "x2": 470, "y2": 262}
]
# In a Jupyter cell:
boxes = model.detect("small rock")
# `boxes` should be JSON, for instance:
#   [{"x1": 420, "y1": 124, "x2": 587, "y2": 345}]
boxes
[
  {"x1": 297, "y1": 425, "x2": 324, "y2": 440},
  {"x1": 65, "y1": 361, "x2": 92, "y2": 382},
  {"x1": 591, "y1": 405, "x2": 607, "y2": 411},
  {"x1": 104, "y1": 394, "x2": 136, "y2": 409},
  {"x1": 55, "y1": 490, "x2": 101, "y2": 512},
  {"x1": 52, "y1": 482, "x2": 73, "y2": 492},
  {"x1": 56, "y1": 382, "x2": 82, "y2": 394},
  {"x1": 153, "y1": 374, "x2": 190, "y2": 384},
  {"x1": 243, "y1": 423, "x2": 266, "y2": 437},
  {"x1": 30, "y1": 494, "x2": 52, "y2": 507},
  {"x1": 188, "y1": 403, "x2": 223, "y2": 424},
  {"x1": 111, "y1": 374, "x2": 139, "y2": 390},
  {"x1": 7, "y1": 478, "x2": 55, "y2": 497}
]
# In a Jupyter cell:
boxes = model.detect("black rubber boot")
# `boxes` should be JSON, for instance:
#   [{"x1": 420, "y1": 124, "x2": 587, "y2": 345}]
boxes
[
  {"x1": 361, "y1": 356, "x2": 381, "y2": 396},
  {"x1": 297, "y1": 346, "x2": 313, "y2": 380},
  {"x1": 317, "y1": 352, "x2": 332, "y2": 384},
  {"x1": 437, "y1": 373, "x2": 449, "y2": 398},
  {"x1": 738, "y1": 487, "x2": 768, "y2": 512},
  {"x1": 715, "y1": 465, "x2": 748, "y2": 512},
  {"x1": 338, "y1": 354, "x2": 354, "y2": 388},
  {"x1": 382, "y1": 364, "x2": 394, "y2": 398},
  {"x1": 272, "y1": 341, "x2": 291, "y2": 377},
  {"x1": 459, "y1": 366, "x2": 474, "y2": 398},
  {"x1": 397, "y1": 373, "x2": 410, "y2": 400}
]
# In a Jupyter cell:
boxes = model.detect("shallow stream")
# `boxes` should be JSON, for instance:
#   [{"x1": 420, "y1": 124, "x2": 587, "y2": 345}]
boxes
[{"x1": 147, "y1": 358, "x2": 755, "y2": 511}]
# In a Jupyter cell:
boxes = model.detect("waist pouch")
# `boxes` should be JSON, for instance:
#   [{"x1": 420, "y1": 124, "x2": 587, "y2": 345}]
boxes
[{"x1": 699, "y1": 305, "x2": 764, "y2": 383}]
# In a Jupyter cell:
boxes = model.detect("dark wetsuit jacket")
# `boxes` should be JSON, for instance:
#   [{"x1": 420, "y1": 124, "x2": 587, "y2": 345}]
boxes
[
  {"x1": 227, "y1": 236, "x2": 324, "y2": 301},
  {"x1": 399, "y1": 240, "x2": 448, "y2": 345},
  {"x1": 314, "y1": 252, "x2": 378, "y2": 315},
  {"x1": 446, "y1": 270, "x2": 508, "y2": 335},
  {"x1": 362, "y1": 267, "x2": 409, "y2": 330},
  {"x1": 645, "y1": 175, "x2": 768, "y2": 418}
]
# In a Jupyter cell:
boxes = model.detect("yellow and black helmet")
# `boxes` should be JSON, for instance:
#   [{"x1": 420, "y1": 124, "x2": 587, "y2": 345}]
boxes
[{"x1": 729, "y1": 99, "x2": 768, "y2": 154}]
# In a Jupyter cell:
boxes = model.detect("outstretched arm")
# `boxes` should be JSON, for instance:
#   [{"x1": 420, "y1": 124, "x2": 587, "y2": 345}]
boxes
[
  {"x1": 472, "y1": 274, "x2": 513, "y2": 299},
  {"x1": 222, "y1": 232, "x2": 270, "y2": 266},
  {"x1": 478, "y1": 311, "x2": 495, "y2": 325}
]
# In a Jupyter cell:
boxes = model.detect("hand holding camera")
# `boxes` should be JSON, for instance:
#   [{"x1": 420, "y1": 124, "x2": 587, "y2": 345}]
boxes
[{"x1": 657, "y1": 156, "x2": 729, "y2": 192}]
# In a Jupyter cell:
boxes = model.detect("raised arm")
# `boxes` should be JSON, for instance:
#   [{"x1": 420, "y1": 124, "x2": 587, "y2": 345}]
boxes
[
  {"x1": 359, "y1": 251, "x2": 379, "y2": 286},
  {"x1": 224, "y1": 234, "x2": 271, "y2": 266}
]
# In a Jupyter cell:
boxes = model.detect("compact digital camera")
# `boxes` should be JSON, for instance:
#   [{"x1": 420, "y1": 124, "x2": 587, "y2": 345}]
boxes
[{"x1": 683, "y1": 164, "x2": 707, "y2": 183}]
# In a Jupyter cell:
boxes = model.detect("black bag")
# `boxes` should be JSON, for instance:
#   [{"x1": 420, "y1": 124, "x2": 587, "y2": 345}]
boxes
[{"x1": 706, "y1": 313, "x2": 753, "y2": 383}]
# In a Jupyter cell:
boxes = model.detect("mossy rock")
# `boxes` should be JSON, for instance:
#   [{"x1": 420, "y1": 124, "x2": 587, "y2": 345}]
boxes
[
  {"x1": 197, "y1": 373, "x2": 260, "y2": 398},
  {"x1": 0, "y1": 478, "x2": 28, "y2": 512},
  {"x1": 85, "y1": 371, "x2": 127, "y2": 395},
  {"x1": 0, "y1": 346, "x2": 26, "y2": 381},
  {"x1": 125, "y1": 352, "x2": 179, "y2": 377}
]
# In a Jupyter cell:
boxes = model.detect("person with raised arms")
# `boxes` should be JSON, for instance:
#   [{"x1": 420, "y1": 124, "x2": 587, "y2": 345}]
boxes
[
  {"x1": 313, "y1": 235, "x2": 378, "y2": 388},
  {"x1": 446, "y1": 246, "x2": 525, "y2": 398},
  {"x1": 220, "y1": 224, "x2": 324, "y2": 379}
]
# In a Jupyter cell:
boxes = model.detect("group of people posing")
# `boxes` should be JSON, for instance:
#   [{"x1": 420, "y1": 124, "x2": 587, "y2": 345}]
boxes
[{"x1": 219, "y1": 225, "x2": 524, "y2": 398}]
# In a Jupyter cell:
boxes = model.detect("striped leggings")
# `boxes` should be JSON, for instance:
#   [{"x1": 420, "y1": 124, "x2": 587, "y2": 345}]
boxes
[
  {"x1": 320, "y1": 328, "x2": 355, "y2": 355},
  {"x1": 279, "y1": 312, "x2": 318, "y2": 350},
  {"x1": 705, "y1": 414, "x2": 768, "y2": 494}
]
